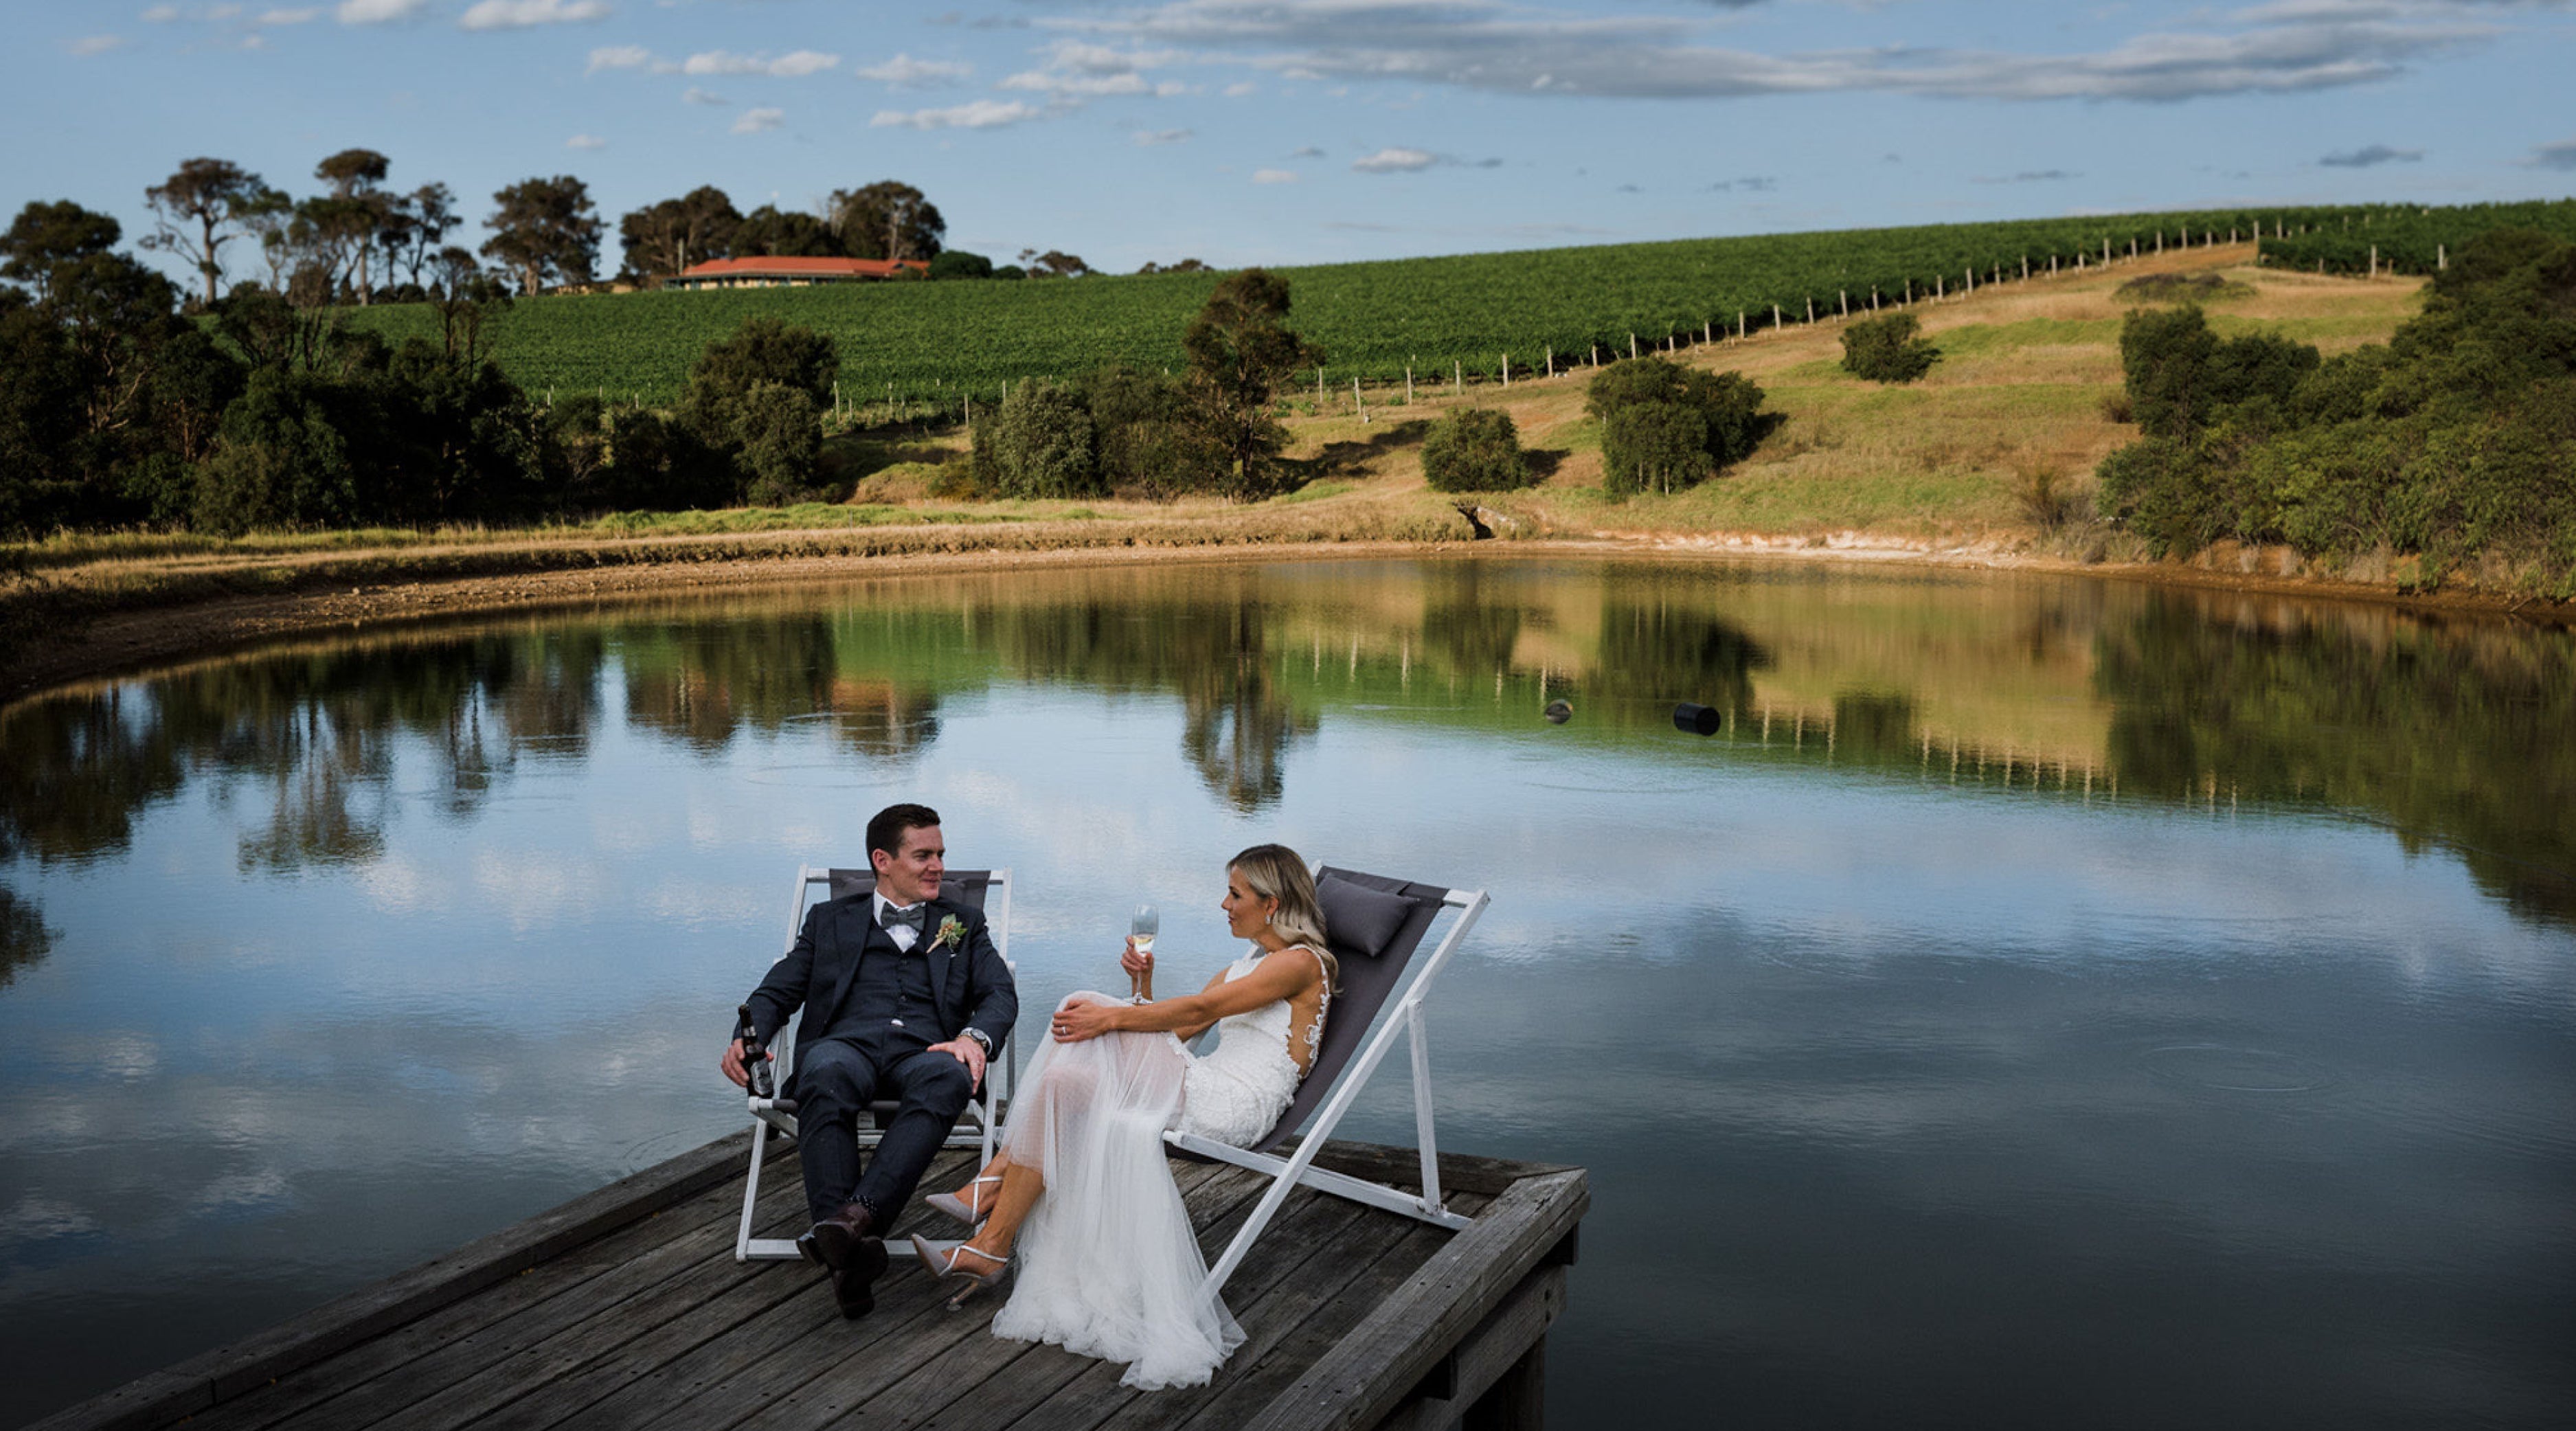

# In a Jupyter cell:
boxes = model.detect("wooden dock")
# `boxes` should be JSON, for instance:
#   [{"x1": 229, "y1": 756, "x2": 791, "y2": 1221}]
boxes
[{"x1": 33, "y1": 1133, "x2": 1586, "y2": 1431}]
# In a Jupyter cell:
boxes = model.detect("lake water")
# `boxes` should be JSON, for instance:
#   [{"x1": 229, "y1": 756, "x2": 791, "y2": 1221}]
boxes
[{"x1": 1, "y1": 556, "x2": 2571, "y2": 1428}]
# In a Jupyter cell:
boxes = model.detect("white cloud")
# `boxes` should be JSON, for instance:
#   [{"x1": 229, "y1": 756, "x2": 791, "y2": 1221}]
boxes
[
  {"x1": 1134, "y1": 127, "x2": 1194, "y2": 144},
  {"x1": 683, "y1": 48, "x2": 840, "y2": 77},
  {"x1": 683, "y1": 84, "x2": 727, "y2": 104},
  {"x1": 69, "y1": 34, "x2": 128, "y2": 54},
  {"x1": 1223, "y1": 80, "x2": 1257, "y2": 96},
  {"x1": 2528, "y1": 137, "x2": 2576, "y2": 170},
  {"x1": 732, "y1": 106, "x2": 784, "y2": 134},
  {"x1": 144, "y1": 5, "x2": 184, "y2": 21},
  {"x1": 1058, "y1": 0, "x2": 2519, "y2": 103},
  {"x1": 1253, "y1": 168, "x2": 1298, "y2": 183},
  {"x1": 335, "y1": 0, "x2": 426, "y2": 22},
  {"x1": 2318, "y1": 143, "x2": 2423, "y2": 167},
  {"x1": 999, "y1": 37, "x2": 1182, "y2": 100},
  {"x1": 870, "y1": 98, "x2": 1043, "y2": 129},
  {"x1": 566, "y1": 133, "x2": 607, "y2": 150},
  {"x1": 260, "y1": 7, "x2": 320, "y2": 21},
  {"x1": 586, "y1": 43, "x2": 651, "y2": 71},
  {"x1": 460, "y1": 0, "x2": 609, "y2": 29},
  {"x1": 1352, "y1": 146, "x2": 1436, "y2": 173},
  {"x1": 855, "y1": 52, "x2": 973, "y2": 86}
]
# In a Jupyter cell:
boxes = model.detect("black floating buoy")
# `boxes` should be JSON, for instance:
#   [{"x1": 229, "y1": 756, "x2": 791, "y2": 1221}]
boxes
[
  {"x1": 1543, "y1": 699, "x2": 1574, "y2": 725},
  {"x1": 1673, "y1": 702, "x2": 1721, "y2": 736}
]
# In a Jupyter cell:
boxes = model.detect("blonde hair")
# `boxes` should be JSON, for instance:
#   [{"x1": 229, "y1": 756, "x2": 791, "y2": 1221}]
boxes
[{"x1": 1230, "y1": 844, "x2": 1337, "y2": 991}]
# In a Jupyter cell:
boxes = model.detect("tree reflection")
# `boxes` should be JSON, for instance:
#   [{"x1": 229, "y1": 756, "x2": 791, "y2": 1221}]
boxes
[
  {"x1": 0, "y1": 887, "x2": 51, "y2": 992},
  {"x1": 2095, "y1": 598, "x2": 2576, "y2": 926},
  {"x1": 1594, "y1": 591, "x2": 1771, "y2": 718},
  {"x1": 991, "y1": 595, "x2": 1313, "y2": 811}
]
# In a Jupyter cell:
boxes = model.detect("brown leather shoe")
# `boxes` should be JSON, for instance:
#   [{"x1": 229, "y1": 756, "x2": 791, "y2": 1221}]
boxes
[{"x1": 799, "y1": 1201, "x2": 877, "y2": 1270}]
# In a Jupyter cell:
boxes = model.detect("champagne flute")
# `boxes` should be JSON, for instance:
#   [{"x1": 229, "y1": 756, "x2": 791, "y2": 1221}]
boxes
[{"x1": 1129, "y1": 903, "x2": 1158, "y2": 1002}]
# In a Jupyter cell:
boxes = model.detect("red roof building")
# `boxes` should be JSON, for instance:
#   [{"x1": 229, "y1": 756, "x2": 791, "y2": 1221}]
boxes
[{"x1": 666, "y1": 256, "x2": 929, "y2": 289}]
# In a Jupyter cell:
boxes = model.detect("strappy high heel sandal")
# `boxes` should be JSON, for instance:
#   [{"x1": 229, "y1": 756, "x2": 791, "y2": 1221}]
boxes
[
  {"x1": 923, "y1": 1175, "x2": 1001, "y2": 1227},
  {"x1": 909, "y1": 1235, "x2": 1008, "y2": 1310}
]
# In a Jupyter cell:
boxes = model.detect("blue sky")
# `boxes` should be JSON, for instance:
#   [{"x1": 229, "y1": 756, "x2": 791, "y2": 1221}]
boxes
[{"x1": 9, "y1": 0, "x2": 2574, "y2": 281}]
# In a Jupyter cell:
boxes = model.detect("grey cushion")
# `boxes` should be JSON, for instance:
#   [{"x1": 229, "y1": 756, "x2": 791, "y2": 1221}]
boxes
[{"x1": 1315, "y1": 874, "x2": 1423, "y2": 959}]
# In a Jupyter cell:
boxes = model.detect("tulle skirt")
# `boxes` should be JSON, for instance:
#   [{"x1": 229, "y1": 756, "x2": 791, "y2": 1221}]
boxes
[{"x1": 989, "y1": 992, "x2": 1247, "y2": 1390}]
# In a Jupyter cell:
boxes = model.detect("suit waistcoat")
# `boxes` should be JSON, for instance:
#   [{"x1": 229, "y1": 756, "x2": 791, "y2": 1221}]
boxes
[{"x1": 819, "y1": 914, "x2": 940, "y2": 1052}]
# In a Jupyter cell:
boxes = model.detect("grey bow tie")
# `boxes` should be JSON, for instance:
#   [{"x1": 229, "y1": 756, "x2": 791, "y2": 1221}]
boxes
[{"x1": 880, "y1": 903, "x2": 927, "y2": 932}]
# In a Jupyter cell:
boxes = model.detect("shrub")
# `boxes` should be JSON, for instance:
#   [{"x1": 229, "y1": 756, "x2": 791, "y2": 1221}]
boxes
[
  {"x1": 1601, "y1": 403, "x2": 1707, "y2": 497},
  {"x1": 971, "y1": 379, "x2": 1098, "y2": 498},
  {"x1": 1420, "y1": 407, "x2": 1526, "y2": 492},
  {"x1": 1839, "y1": 313, "x2": 1941, "y2": 383},
  {"x1": 1584, "y1": 356, "x2": 1776, "y2": 499},
  {"x1": 1081, "y1": 367, "x2": 1226, "y2": 497},
  {"x1": 676, "y1": 316, "x2": 837, "y2": 503}
]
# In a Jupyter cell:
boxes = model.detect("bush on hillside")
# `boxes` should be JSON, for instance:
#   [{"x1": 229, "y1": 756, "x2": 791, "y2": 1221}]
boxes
[
  {"x1": 1585, "y1": 356, "x2": 1776, "y2": 499},
  {"x1": 676, "y1": 315, "x2": 837, "y2": 504},
  {"x1": 1421, "y1": 407, "x2": 1528, "y2": 493},
  {"x1": 972, "y1": 379, "x2": 1098, "y2": 499},
  {"x1": 2097, "y1": 227, "x2": 2576, "y2": 590},
  {"x1": 969, "y1": 368, "x2": 1230, "y2": 500},
  {"x1": 1838, "y1": 313, "x2": 1941, "y2": 383}
]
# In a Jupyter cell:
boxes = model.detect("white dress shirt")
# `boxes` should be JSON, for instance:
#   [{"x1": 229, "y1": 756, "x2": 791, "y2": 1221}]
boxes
[{"x1": 872, "y1": 892, "x2": 925, "y2": 952}]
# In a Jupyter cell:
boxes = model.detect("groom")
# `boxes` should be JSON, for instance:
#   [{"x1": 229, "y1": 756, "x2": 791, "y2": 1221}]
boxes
[{"x1": 723, "y1": 802, "x2": 1019, "y2": 1318}]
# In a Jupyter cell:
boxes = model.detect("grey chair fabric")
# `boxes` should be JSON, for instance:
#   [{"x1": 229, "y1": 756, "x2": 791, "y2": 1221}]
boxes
[{"x1": 1235, "y1": 866, "x2": 1447, "y2": 1156}]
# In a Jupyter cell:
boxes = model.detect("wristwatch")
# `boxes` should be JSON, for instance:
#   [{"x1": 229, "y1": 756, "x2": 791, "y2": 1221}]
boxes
[{"x1": 962, "y1": 1027, "x2": 993, "y2": 1055}]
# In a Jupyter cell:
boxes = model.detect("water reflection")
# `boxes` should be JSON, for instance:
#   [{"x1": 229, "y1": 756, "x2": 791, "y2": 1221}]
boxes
[
  {"x1": 1, "y1": 559, "x2": 2573, "y2": 1428},
  {"x1": 2094, "y1": 595, "x2": 2576, "y2": 925},
  {"x1": 0, "y1": 887, "x2": 48, "y2": 990},
  {"x1": 0, "y1": 565, "x2": 2571, "y2": 928}
]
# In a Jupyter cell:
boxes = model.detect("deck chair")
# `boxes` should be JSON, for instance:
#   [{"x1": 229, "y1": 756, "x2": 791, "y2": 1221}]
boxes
[
  {"x1": 1165, "y1": 865, "x2": 1489, "y2": 1298},
  {"x1": 734, "y1": 865, "x2": 1017, "y2": 1263}
]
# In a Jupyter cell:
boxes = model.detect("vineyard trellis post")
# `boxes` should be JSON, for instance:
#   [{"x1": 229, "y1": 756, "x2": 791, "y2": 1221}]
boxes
[
  {"x1": 1839, "y1": 290, "x2": 1848, "y2": 318},
  {"x1": 1405, "y1": 365, "x2": 1414, "y2": 403},
  {"x1": 1772, "y1": 302, "x2": 1781, "y2": 328},
  {"x1": 1546, "y1": 346, "x2": 1555, "y2": 378},
  {"x1": 1502, "y1": 353, "x2": 1510, "y2": 388},
  {"x1": 1353, "y1": 375, "x2": 1363, "y2": 415},
  {"x1": 1454, "y1": 359, "x2": 1462, "y2": 396},
  {"x1": 1629, "y1": 333, "x2": 1638, "y2": 359}
]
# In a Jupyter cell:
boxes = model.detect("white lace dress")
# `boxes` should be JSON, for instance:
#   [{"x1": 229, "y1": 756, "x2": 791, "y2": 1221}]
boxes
[{"x1": 989, "y1": 947, "x2": 1329, "y2": 1390}]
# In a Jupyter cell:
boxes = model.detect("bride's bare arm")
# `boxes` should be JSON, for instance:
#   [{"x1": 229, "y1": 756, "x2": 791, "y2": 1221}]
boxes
[{"x1": 1052, "y1": 949, "x2": 1318, "y2": 1044}]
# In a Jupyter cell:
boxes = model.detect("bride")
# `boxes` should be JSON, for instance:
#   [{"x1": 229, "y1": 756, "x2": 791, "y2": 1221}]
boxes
[{"x1": 907, "y1": 843, "x2": 1335, "y2": 1390}]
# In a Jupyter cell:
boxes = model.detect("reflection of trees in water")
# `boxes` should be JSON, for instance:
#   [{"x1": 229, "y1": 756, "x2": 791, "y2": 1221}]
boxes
[
  {"x1": 1831, "y1": 692, "x2": 1920, "y2": 761},
  {"x1": 0, "y1": 887, "x2": 52, "y2": 991},
  {"x1": 0, "y1": 690, "x2": 189, "y2": 862},
  {"x1": 1593, "y1": 594, "x2": 1771, "y2": 717},
  {"x1": 993, "y1": 598, "x2": 1313, "y2": 812},
  {"x1": 2095, "y1": 598, "x2": 2576, "y2": 927},
  {"x1": 0, "y1": 632, "x2": 614, "y2": 872},
  {"x1": 619, "y1": 617, "x2": 940, "y2": 759},
  {"x1": 1420, "y1": 566, "x2": 1525, "y2": 675}
]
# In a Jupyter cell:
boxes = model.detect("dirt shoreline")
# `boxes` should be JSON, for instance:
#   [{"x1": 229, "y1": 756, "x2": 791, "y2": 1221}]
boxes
[{"x1": 5, "y1": 530, "x2": 2566, "y2": 706}]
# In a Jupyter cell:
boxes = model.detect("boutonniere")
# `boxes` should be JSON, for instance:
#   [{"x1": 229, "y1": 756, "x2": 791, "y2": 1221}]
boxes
[{"x1": 931, "y1": 915, "x2": 966, "y2": 951}]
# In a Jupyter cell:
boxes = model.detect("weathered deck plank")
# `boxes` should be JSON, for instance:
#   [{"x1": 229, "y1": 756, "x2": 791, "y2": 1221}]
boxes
[
  {"x1": 34, "y1": 1136, "x2": 1585, "y2": 1431},
  {"x1": 30, "y1": 1131, "x2": 763, "y2": 1431},
  {"x1": 723, "y1": 1163, "x2": 1270, "y2": 1431},
  {"x1": 602, "y1": 1160, "x2": 1249, "y2": 1431}
]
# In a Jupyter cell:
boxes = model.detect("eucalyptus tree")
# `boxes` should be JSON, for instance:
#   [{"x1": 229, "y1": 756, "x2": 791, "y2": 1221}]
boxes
[
  {"x1": 142, "y1": 158, "x2": 280, "y2": 308},
  {"x1": 482, "y1": 175, "x2": 602, "y2": 295}
]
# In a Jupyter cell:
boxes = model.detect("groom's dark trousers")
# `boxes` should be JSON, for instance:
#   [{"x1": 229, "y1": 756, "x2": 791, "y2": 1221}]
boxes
[{"x1": 743, "y1": 893, "x2": 1018, "y2": 1227}]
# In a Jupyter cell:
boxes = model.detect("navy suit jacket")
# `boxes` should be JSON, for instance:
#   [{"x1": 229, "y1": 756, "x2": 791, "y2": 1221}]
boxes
[{"x1": 743, "y1": 892, "x2": 1018, "y2": 1072}]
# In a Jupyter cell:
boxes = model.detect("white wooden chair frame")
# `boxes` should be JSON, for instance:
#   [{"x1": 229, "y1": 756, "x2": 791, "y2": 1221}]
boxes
[
  {"x1": 734, "y1": 864, "x2": 1017, "y2": 1263},
  {"x1": 1168, "y1": 879, "x2": 1488, "y2": 1300}
]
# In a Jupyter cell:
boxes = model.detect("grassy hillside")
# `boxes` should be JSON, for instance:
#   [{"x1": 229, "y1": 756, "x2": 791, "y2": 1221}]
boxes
[{"x1": 344, "y1": 205, "x2": 2374, "y2": 406}]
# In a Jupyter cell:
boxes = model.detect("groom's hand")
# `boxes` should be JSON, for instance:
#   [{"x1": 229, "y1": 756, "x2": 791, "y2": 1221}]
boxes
[
  {"x1": 931, "y1": 1036, "x2": 986, "y2": 1088},
  {"x1": 721, "y1": 1037, "x2": 766, "y2": 1089}
]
